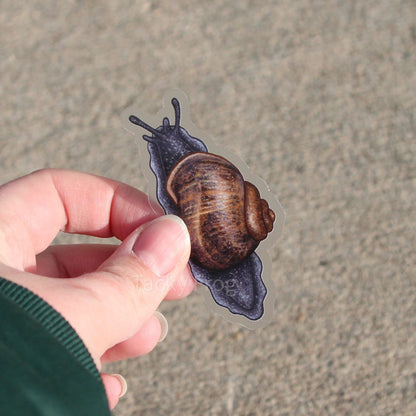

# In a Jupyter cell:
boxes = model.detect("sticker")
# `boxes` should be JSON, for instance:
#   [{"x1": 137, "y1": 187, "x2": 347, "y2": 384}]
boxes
[{"x1": 123, "y1": 90, "x2": 285, "y2": 329}]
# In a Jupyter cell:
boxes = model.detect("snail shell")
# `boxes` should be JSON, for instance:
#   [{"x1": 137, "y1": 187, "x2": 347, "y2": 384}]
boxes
[{"x1": 166, "y1": 152, "x2": 275, "y2": 270}]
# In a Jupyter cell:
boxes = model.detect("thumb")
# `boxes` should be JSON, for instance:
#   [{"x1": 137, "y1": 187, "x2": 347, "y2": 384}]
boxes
[{"x1": 67, "y1": 215, "x2": 191, "y2": 362}]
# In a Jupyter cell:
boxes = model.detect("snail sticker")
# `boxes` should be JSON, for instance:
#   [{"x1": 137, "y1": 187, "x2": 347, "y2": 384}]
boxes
[{"x1": 123, "y1": 90, "x2": 284, "y2": 328}]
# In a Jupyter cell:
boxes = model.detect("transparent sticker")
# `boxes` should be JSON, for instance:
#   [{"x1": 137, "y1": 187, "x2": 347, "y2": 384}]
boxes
[{"x1": 122, "y1": 89, "x2": 285, "y2": 329}]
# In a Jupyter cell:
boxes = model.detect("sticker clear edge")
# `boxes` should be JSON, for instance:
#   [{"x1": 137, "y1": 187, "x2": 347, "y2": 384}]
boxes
[{"x1": 121, "y1": 88, "x2": 285, "y2": 330}]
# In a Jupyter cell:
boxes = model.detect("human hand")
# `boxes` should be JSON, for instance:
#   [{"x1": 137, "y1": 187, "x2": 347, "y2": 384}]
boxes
[{"x1": 0, "y1": 169, "x2": 194, "y2": 410}]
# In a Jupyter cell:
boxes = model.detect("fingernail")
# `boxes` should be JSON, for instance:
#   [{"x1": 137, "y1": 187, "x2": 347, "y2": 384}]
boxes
[
  {"x1": 111, "y1": 374, "x2": 128, "y2": 398},
  {"x1": 154, "y1": 311, "x2": 169, "y2": 342},
  {"x1": 132, "y1": 215, "x2": 190, "y2": 277}
]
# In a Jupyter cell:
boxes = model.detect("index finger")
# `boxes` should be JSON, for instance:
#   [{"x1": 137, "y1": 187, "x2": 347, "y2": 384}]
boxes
[{"x1": 0, "y1": 169, "x2": 161, "y2": 269}]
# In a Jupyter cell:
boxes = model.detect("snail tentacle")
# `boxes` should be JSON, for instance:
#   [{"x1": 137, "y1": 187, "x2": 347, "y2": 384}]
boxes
[
  {"x1": 129, "y1": 115, "x2": 165, "y2": 138},
  {"x1": 171, "y1": 98, "x2": 181, "y2": 135}
]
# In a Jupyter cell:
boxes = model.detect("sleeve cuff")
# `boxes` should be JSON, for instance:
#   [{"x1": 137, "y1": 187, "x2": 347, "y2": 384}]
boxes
[{"x1": 0, "y1": 277, "x2": 111, "y2": 416}]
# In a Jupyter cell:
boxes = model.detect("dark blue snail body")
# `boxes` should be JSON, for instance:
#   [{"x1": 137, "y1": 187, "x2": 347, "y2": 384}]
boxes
[{"x1": 129, "y1": 98, "x2": 272, "y2": 320}]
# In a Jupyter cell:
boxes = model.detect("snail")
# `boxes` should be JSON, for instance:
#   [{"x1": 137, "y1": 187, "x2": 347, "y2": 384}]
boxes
[
  {"x1": 166, "y1": 152, "x2": 275, "y2": 270},
  {"x1": 128, "y1": 96, "x2": 279, "y2": 321}
]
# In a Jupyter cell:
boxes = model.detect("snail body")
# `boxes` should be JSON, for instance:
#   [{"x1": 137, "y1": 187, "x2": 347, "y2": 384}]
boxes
[
  {"x1": 128, "y1": 96, "x2": 279, "y2": 320},
  {"x1": 166, "y1": 152, "x2": 275, "y2": 270}
]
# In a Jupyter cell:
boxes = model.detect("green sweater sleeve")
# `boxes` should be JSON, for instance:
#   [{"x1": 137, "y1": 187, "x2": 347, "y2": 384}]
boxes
[{"x1": 0, "y1": 278, "x2": 111, "y2": 416}]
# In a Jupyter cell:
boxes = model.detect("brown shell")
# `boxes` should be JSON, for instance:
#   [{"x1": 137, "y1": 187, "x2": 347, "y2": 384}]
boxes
[
  {"x1": 244, "y1": 181, "x2": 276, "y2": 240},
  {"x1": 166, "y1": 152, "x2": 275, "y2": 270}
]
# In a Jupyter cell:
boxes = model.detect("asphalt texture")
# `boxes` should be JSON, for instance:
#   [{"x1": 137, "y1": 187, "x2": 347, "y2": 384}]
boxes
[{"x1": 1, "y1": 1, "x2": 415, "y2": 415}]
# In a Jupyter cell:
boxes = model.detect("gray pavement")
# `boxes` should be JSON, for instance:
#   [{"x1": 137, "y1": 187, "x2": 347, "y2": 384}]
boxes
[{"x1": 1, "y1": 1, "x2": 415, "y2": 415}]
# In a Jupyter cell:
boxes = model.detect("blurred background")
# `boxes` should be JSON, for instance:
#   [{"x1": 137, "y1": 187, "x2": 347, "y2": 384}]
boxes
[{"x1": 1, "y1": 1, "x2": 415, "y2": 415}]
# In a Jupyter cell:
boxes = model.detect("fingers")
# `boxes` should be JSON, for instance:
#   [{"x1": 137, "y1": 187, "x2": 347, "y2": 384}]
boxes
[
  {"x1": 101, "y1": 312, "x2": 168, "y2": 363},
  {"x1": 0, "y1": 169, "x2": 161, "y2": 270},
  {"x1": 36, "y1": 244, "x2": 116, "y2": 278},
  {"x1": 36, "y1": 244, "x2": 196, "y2": 299},
  {"x1": 56, "y1": 215, "x2": 191, "y2": 362},
  {"x1": 101, "y1": 312, "x2": 168, "y2": 410},
  {"x1": 101, "y1": 374, "x2": 128, "y2": 410},
  {"x1": 0, "y1": 216, "x2": 190, "y2": 366},
  {"x1": 164, "y1": 265, "x2": 196, "y2": 300},
  {"x1": 101, "y1": 313, "x2": 168, "y2": 411}
]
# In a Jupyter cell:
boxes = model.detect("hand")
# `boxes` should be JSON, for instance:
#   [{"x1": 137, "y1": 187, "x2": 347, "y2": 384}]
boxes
[{"x1": 0, "y1": 169, "x2": 194, "y2": 409}]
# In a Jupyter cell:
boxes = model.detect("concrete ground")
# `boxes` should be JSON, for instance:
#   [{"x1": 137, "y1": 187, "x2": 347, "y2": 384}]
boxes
[{"x1": 1, "y1": 1, "x2": 415, "y2": 415}]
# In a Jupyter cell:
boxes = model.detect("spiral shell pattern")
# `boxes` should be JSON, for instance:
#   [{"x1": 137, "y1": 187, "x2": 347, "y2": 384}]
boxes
[{"x1": 166, "y1": 152, "x2": 275, "y2": 270}]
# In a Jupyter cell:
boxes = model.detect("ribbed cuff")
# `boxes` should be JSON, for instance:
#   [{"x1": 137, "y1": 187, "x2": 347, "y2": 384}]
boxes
[{"x1": 0, "y1": 277, "x2": 100, "y2": 380}]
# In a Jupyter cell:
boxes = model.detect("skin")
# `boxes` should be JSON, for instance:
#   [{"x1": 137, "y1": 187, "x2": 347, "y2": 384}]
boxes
[{"x1": 0, "y1": 169, "x2": 195, "y2": 410}]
